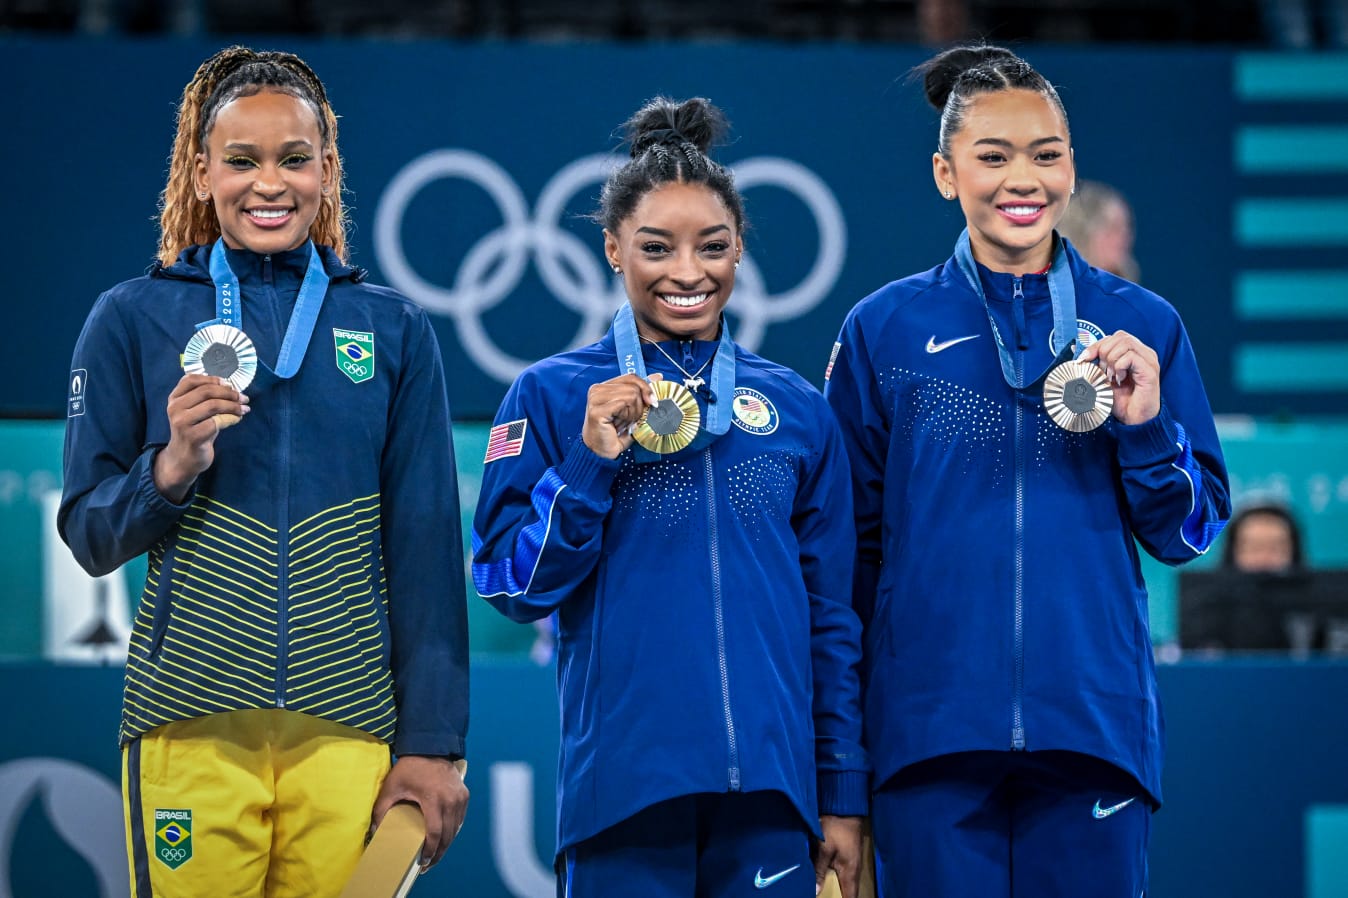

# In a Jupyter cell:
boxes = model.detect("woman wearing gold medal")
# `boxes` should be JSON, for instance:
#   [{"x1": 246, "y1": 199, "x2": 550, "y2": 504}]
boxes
[
  {"x1": 473, "y1": 97, "x2": 869, "y2": 898},
  {"x1": 824, "y1": 46, "x2": 1231, "y2": 898},
  {"x1": 59, "y1": 47, "x2": 468, "y2": 897}
]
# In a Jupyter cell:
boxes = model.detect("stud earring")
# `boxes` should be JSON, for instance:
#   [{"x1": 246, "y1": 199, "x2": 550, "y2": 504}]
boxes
[
  {"x1": 611, "y1": 264, "x2": 621, "y2": 274},
  {"x1": 198, "y1": 192, "x2": 209, "y2": 200},
  {"x1": 943, "y1": 190, "x2": 953, "y2": 199}
]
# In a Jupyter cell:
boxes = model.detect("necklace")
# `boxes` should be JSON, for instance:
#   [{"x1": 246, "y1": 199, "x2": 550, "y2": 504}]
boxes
[{"x1": 640, "y1": 337, "x2": 714, "y2": 390}]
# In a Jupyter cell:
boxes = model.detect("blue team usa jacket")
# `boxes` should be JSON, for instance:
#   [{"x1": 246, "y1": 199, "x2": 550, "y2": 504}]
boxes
[
  {"x1": 824, "y1": 235, "x2": 1230, "y2": 804},
  {"x1": 471, "y1": 324, "x2": 870, "y2": 853},
  {"x1": 59, "y1": 242, "x2": 468, "y2": 758}
]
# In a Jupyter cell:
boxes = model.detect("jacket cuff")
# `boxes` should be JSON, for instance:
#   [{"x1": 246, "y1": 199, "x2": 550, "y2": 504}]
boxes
[
  {"x1": 555, "y1": 438, "x2": 622, "y2": 503},
  {"x1": 818, "y1": 770, "x2": 870, "y2": 818},
  {"x1": 1114, "y1": 403, "x2": 1181, "y2": 468},
  {"x1": 139, "y1": 448, "x2": 197, "y2": 513},
  {"x1": 394, "y1": 730, "x2": 466, "y2": 758}
]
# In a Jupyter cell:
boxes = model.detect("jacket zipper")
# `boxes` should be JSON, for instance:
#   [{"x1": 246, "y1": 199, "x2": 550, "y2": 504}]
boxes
[
  {"x1": 265, "y1": 253, "x2": 291, "y2": 710},
  {"x1": 704, "y1": 451, "x2": 740, "y2": 789},
  {"x1": 1012, "y1": 276, "x2": 1026, "y2": 750}
]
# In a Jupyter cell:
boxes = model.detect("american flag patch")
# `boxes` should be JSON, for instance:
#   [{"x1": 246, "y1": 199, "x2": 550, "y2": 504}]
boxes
[
  {"x1": 484, "y1": 418, "x2": 528, "y2": 463},
  {"x1": 825, "y1": 341, "x2": 842, "y2": 381}
]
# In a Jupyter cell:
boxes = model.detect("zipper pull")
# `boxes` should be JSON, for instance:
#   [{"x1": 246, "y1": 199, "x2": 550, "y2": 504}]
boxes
[{"x1": 1012, "y1": 276, "x2": 1029, "y2": 350}]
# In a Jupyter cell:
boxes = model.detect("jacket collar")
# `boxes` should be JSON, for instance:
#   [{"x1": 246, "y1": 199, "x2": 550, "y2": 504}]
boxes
[{"x1": 151, "y1": 242, "x2": 364, "y2": 285}]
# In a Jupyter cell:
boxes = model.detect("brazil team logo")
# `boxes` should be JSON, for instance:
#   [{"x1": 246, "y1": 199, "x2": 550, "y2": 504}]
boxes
[
  {"x1": 154, "y1": 808, "x2": 193, "y2": 869},
  {"x1": 334, "y1": 328, "x2": 375, "y2": 384},
  {"x1": 731, "y1": 387, "x2": 779, "y2": 435}
]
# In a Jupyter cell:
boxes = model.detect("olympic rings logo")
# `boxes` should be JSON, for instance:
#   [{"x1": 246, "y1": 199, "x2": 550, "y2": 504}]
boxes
[
  {"x1": 373, "y1": 150, "x2": 846, "y2": 384},
  {"x1": 342, "y1": 360, "x2": 370, "y2": 377},
  {"x1": 159, "y1": 847, "x2": 188, "y2": 862}
]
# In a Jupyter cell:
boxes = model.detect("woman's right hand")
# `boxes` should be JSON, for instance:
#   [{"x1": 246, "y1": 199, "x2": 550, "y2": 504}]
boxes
[
  {"x1": 582, "y1": 373, "x2": 659, "y2": 459},
  {"x1": 153, "y1": 374, "x2": 250, "y2": 502}
]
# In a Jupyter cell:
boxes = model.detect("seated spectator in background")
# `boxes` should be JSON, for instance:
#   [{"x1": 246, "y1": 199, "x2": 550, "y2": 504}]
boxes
[
  {"x1": 1221, "y1": 502, "x2": 1305, "y2": 574},
  {"x1": 1057, "y1": 179, "x2": 1140, "y2": 282}
]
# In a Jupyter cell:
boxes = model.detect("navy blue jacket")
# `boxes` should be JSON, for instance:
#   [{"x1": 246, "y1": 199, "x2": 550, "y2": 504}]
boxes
[
  {"x1": 472, "y1": 323, "x2": 869, "y2": 852},
  {"x1": 59, "y1": 243, "x2": 468, "y2": 758},
  {"x1": 824, "y1": 237, "x2": 1230, "y2": 804}
]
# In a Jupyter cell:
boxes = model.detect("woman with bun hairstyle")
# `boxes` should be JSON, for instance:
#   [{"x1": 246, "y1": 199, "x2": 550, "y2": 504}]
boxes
[
  {"x1": 824, "y1": 46, "x2": 1229, "y2": 895},
  {"x1": 472, "y1": 97, "x2": 869, "y2": 898},
  {"x1": 59, "y1": 46, "x2": 468, "y2": 896}
]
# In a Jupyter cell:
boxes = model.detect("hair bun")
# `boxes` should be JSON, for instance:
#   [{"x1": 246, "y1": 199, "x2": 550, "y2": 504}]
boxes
[
  {"x1": 921, "y1": 44, "x2": 1019, "y2": 110},
  {"x1": 625, "y1": 96, "x2": 729, "y2": 158}
]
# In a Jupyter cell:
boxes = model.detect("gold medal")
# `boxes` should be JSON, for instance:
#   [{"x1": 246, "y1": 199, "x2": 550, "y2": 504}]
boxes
[
  {"x1": 183, "y1": 324, "x2": 258, "y2": 392},
  {"x1": 632, "y1": 379, "x2": 701, "y2": 454},
  {"x1": 1043, "y1": 359, "x2": 1113, "y2": 432}
]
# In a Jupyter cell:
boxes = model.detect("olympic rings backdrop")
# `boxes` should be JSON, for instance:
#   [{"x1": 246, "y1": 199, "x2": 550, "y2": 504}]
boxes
[{"x1": 6, "y1": 39, "x2": 1347, "y2": 419}]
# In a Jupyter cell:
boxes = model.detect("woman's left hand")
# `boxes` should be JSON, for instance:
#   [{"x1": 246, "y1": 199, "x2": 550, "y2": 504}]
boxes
[
  {"x1": 1078, "y1": 330, "x2": 1161, "y2": 425},
  {"x1": 814, "y1": 815, "x2": 865, "y2": 898},
  {"x1": 370, "y1": 755, "x2": 469, "y2": 870}
]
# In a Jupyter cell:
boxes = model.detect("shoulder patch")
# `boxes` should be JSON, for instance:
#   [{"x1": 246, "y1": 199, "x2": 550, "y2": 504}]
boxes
[
  {"x1": 68, "y1": 369, "x2": 87, "y2": 418},
  {"x1": 485, "y1": 418, "x2": 528, "y2": 463},
  {"x1": 825, "y1": 341, "x2": 842, "y2": 381}
]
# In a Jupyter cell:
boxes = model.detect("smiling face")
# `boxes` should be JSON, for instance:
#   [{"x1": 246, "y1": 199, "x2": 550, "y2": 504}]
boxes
[
  {"x1": 604, "y1": 181, "x2": 742, "y2": 343},
  {"x1": 933, "y1": 88, "x2": 1075, "y2": 274},
  {"x1": 194, "y1": 89, "x2": 333, "y2": 255}
]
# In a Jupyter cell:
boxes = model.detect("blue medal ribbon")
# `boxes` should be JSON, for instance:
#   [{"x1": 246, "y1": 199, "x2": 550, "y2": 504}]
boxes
[
  {"x1": 613, "y1": 303, "x2": 736, "y2": 463},
  {"x1": 203, "y1": 238, "x2": 330, "y2": 380},
  {"x1": 952, "y1": 228, "x2": 1077, "y2": 391}
]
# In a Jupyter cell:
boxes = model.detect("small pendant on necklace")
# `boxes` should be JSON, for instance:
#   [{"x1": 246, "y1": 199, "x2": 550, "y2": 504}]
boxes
[{"x1": 684, "y1": 376, "x2": 705, "y2": 390}]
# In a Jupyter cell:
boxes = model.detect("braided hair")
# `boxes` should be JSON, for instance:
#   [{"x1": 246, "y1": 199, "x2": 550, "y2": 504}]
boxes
[
  {"x1": 597, "y1": 97, "x2": 745, "y2": 234},
  {"x1": 158, "y1": 46, "x2": 348, "y2": 265},
  {"x1": 918, "y1": 45, "x2": 1070, "y2": 158}
]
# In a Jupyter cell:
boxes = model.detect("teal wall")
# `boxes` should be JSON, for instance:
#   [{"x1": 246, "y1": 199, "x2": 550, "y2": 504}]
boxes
[
  {"x1": 8, "y1": 417, "x2": 1346, "y2": 659},
  {"x1": 0, "y1": 420, "x2": 536, "y2": 661}
]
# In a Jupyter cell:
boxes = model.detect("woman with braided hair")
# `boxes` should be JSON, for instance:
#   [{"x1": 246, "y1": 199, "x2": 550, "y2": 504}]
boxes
[
  {"x1": 59, "y1": 46, "x2": 469, "y2": 896},
  {"x1": 473, "y1": 96, "x2": 869, "y2": 898},
  {"x1": 824, "y1": 44, "x2": 1229, "y2": 896}
]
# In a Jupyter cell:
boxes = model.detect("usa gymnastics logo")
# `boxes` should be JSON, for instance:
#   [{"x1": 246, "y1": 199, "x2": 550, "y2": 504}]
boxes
[{"x1": 731, "y1": 388, "x2": 779, "y2": 436}]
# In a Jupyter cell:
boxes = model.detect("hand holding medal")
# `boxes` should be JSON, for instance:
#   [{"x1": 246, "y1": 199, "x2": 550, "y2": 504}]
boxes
[
  {"x1": 1075, "y1": 330, "x2": 1161, "y2": 426},
  {"x1": 582, "y1": 373, "x2": 660, "y2": 459}
]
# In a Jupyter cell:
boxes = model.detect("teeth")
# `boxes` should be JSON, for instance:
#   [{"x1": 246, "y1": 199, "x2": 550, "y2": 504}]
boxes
[
  {"x1": 1002, "y1": 205, "x2": 1041, "y2": 216},
  {"x1": 660, "y1": 293, "x2": 708, "y2": 308},
  {"x1": 248, "y1": 209, "x2": 289, "y2": 220}
]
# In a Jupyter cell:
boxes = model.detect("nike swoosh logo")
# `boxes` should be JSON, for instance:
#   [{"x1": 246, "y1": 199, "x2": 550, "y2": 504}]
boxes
[
  {"x1": 1093, "y1": 797, "x2": 1137, "y2": 819},
  {"x1": 926, "y1": 334, "x2": 981, "y2": 354},
  {"x1": 754, "y1": 864, "x2": 801, "y2": 888}
]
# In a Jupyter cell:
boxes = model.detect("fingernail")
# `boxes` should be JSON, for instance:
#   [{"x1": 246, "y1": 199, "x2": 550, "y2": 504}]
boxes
[{"x1": 242, "y1": 405, "x2": 251, "y2": 415}]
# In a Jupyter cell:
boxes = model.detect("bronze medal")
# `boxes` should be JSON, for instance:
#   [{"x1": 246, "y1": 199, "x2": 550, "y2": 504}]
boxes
[{"x1": 1043, "y1": 359, "x2": 1113, "y2": 432}]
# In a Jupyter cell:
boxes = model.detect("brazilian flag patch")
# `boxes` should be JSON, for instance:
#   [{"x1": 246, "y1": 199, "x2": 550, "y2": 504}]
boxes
[
  {"x1": 334, "y1": 328, "x2": 375, "y2": 384},
  {"x1": 154, "y1": 808, "x2": 193, "y2": 869}
]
